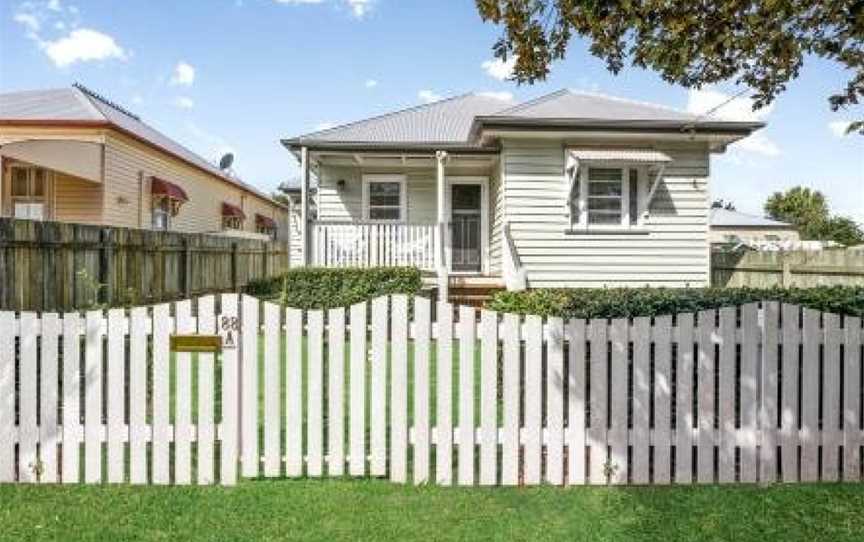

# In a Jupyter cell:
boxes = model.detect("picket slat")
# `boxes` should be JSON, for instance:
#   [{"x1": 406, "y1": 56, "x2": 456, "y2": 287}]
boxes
[
  {"x1": 197, "y1": 296, "x2": 216, "y2": 485},
  {"x1": 413, "y1": 297, "x2": 431, "y2": 484},
  {"x1": 175, "y1": 301, "x2": 193, "y2": 485},
  {"x1": 480, "y1": 310, "x2": 499, "y2": 486},
  {"x1": 800, "y1": 308, "x2": 820, "y2": 482},
  {"x1": 717, "y1": 307, "x2": 736, "y2": 484},
  {"x1": 760, "y1": 302, "x2": 780, "y2": 483},
  {"x1": 608, "y1": 319, "x2": 628, "y2": 485},
  {"x1": 220, "y1": 294, "x2": 240, "y2": 486},
  {"x1": 457, "y1": 306, "x2": 476, "y2": 486},
  {"x1": 263, "y1": 302, "x2": 282, "y2": 477},
  {"x1": 501, "y1": 313, "x2": 521, "y2": 486},
  {"x1": 844, "y1": 317, "x2": 862, "y2": 482},
  {"x1": 653, "y1": 315, "x2": 672, "y2": 485},
  {"x1": 545, "y1": 317, "x2": 565, "y2": 485},
  {"x1": 631, "y1": 317, "x2": 650, "y2": 485},
  {"x1": 780, "y1": 304, "x2": 801, "y2": 482},
  {"x1": 106, "y1": 309, "x2": 126, "y2": 484},
  {"x1": 436, "y1": 301, "x2": 454, "y2": 485},
  {"x1": 307, "y1": 309, "x2": 324, "y2": 476},
  {"x1": 739, "y1": 303, "x2": 759, "y2": 483},
  {"x1": 19, "y1": 313, "x2": 38, "y2": 483},
  {"x1": 675, "y1": 313, "x2": 694, "y2": 484},
  {"x1": 391, "y1": 296, "x2": 409, "y2": 482},
  {"x1": 567, "y1": 319, "x2": 586, "y2": 486},
  {"x1": 152, "y1": 304, "x2": 171, "y2": 485},
  {"x1": 329, "y1": 307, "x2": 347, "y2": 477},
  {"x1": 588, "y1": 318, "x2": 608, "y2": 485},
  {"x1": 349, "y1": 301, "x2": 367, "y2": 477},
  {"x1": 285, "y1": 307, "x2": 304, "y2": 477},
  {"x1": 822, "y1": 313, "x2": 841, "y2": 482},
  {"x1": 370, "y1": 297, "x2": 388, "y2": 477},
  {"x1": 84, "y1": 310, "x2": 103, "y2": 484},
  {"x1": 40, "y1": 313, "x2": 60, "y2": 484},
  {"x1": 241, "y1": 296, "x2": 260, "y2": 478},
  {"x1": 696, "y1": 310, "x2": 715, "y2": 484},
  {"x1": 524, "y1": 315, "x2": 543, "y2": 485},
  {"x1": 0, "y1": 312, "x2": 12, "y2": 483},
  {"x1": 61, "y1": 312, "x2": 81, "y2": 484}
]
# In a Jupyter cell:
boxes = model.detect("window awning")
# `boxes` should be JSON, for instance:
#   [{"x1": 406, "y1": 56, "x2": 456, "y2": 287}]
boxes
[
  {"x1": 221, "y1": 202, "x2": 246, "y2": 220},
  {"x1": 150, "y1": 177, "x2": 189, "y2": 202},
  {"x1": 566, "y1": 148, "x2": 673, "y2": 167},
  {"x1": 255, "y1": 214, "x2": 277, "y2": 229},
  {"x1": 0, "y1": 140, "x2": 103, "y2": 183}
]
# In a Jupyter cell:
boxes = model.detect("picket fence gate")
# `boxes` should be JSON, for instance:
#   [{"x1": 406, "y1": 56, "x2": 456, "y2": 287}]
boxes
[{"x1": 1, "y1": 295, "x2": 863, "y2": 487}]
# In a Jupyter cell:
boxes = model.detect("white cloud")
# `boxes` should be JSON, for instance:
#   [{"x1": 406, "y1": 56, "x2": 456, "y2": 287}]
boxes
[
  {"x1": 174, "y1": 96, "x2": 195, "y2": 109},
  {"x1": 364, "y1": 79, "x2": 378, "y2": 89},
  {"x1": 477, "y1": 91, "x2": 514, "y2": 102},
  {"x1": 13, "y1": 13, "x2": 41, "y2": 33},
  {"x1": 47, "y1": 0, "x2": 62, "y2": 12},
  {"x1": 481, "y1": 56, "x2": 516, "y2": 81},
  {"x1": 345, "y1": 0, "x2": 372, "y2": 18},
  {"x1": 131, "y1": 94, "x2": 144, "y2": 105},
  {"x1": 828, "y1": 120, "x2": 854, "y2": 137},
  {"x1": 41, "y1": 28, "x2": 127, "y2": 67},
  {"x1": 687, "y1": 87, "x2": 779, "y2": 157},
  {"x1": 418, "y1": 90, "x2": 441, "y2": 103},
  {"x1": 170, "y1": 61, "x2": 196, "y2": 87}
]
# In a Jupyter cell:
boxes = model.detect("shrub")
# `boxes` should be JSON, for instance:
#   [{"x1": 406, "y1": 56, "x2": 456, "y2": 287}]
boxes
[
  {"x1": 245, "y1": 267, "x2": 424, "y2": 309},
  {"x1": 486, "y1": 286, "x2": 864, "y2": 319}
]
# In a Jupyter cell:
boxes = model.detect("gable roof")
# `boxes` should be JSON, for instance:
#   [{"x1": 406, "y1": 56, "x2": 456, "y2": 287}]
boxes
[
  {"x1": 0, "y1": 85, "x2": 284, "y2": 208},
  {"x1": 283, "y1": 89, "x2": 764, "y2": 151},
  {"x1": 710, "y1": 208, "x2": 796, "y2": 228},
  {"x1": 287, "y1": 93, "x2": 511, "y2": 148}
]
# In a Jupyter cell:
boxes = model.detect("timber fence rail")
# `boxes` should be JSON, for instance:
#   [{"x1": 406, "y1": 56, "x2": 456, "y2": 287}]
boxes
[
  {"x1": 0, "y1": 218, "x2": 290, "y2": 312},
  {"x1": 712, "y1": 249, "x2": 864, "y2": 287},
  {"x1": 1, "y1": 294, "x2": 862, "y2": 486}
]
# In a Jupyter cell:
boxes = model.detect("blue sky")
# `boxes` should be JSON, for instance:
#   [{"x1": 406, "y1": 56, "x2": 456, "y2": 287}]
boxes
[{"x1": 1, "y1": 0, "x2": 862, "y2": 222}]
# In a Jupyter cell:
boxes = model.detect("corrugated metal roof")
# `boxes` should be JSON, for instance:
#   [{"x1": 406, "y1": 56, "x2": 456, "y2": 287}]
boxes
[
  {"x1": 0, "y1": 86, "x2": 284, "y2": 208},
  {"x1": 710, "y1": 208, "x2": 795, "y2": 228},
  {"x1": 494, "y1": 89, "x2": 698, "y2": 121},
  {"x1": 568, "y1": 148, "x2": 672, "y2": 163},
  {"x1": 291, "y1": 93, "x2": 512, "y2": 145}
]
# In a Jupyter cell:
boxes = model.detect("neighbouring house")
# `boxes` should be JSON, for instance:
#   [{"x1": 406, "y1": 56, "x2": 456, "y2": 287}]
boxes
[
  {"x1": 710, "y1": 208, "x2": 801, "y2": 246},
  {"x1": 283, "y1": 89, "x2": 763, "y2": 293},
  {"x1": 0, "y1": 84, "x2": 289, "y2": 240}
]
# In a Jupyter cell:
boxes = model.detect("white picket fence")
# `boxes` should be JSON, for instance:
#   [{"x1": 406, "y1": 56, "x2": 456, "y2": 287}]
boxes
[{"x1": 1, "y1": 295, "x2": 863, "y2": 486}]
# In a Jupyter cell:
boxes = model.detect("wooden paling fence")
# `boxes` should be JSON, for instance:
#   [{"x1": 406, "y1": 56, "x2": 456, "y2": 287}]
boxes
[{"x1": 1, "y1": 295, "x2": 863, "y2": 487}]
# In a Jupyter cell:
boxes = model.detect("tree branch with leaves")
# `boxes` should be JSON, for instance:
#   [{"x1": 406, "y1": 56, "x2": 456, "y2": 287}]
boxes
[{"x1": 476, "y1": 0, "x2": 864, "y2": 133}]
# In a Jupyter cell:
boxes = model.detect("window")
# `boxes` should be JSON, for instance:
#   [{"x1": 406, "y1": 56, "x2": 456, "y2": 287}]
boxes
[
  {"x1": 223, "y1": 216, "x2": 243, "y2": 230},
  {"x1": 570, "y1": 166, "x2": 641, "y2": 229},
  {"x1": 152, "y1": 197, "x2": 170, "y2": 230},
  {"x1": 9, "y1": 166, "x2": 49, "y2": 220},
  {"x1": 363, "y1": 176, "x2": 406, "y2": 221}
]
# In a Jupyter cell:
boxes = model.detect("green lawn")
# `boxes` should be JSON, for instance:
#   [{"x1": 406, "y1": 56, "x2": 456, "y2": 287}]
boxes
[{"x1": 2, "y1": 481, "x2": 864, "y2": 541}]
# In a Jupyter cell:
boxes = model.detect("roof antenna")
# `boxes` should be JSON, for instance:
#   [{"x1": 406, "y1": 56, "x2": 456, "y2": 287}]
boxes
[{"x1": 681, "y1": 87, "x2": 749, "y2": 137}]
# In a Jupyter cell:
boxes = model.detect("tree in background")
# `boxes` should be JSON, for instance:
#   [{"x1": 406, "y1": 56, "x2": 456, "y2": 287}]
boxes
[
  {"x1": 712, "y1": 199, "x2": 737, "y2": 211},
  {"x1": 475, "y1": 1, "x2": 864, "y2": 134},
  {"x1": 765, "y1": 186, "x2": 864, "y2": 245}
]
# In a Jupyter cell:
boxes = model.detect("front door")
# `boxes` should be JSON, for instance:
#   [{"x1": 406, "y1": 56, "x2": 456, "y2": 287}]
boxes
[{"x1": 450, "y1": 183, "x2": 482, "y2": 273}]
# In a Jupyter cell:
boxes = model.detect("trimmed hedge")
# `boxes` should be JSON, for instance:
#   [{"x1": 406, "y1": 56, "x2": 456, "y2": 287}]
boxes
[
  {"x1": 245, "y1": 267, "x2": 424, "y2": 310},
  {"x1": 486, "y1": 286, "x2": 864, "y2": 319}
]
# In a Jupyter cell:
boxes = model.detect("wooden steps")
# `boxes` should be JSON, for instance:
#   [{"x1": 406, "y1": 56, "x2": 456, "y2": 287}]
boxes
[{"x1": 423, "y1": 275, "x2": 505, "y2": 308}]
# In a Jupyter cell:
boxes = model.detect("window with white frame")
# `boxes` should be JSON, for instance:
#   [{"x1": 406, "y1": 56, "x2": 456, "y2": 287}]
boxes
[
  {"x1": 9, "y1": 165, "x2": 49, "y2": 220},
  {"x1": 363, "y1": 176, "x2": 406, "y2": 221},
  {"x1": 570, "y1": 166, "x2": 641, "y2": 228},
  {"x1": 151, "y1": 197, "x2": 171, "y2": 230}
]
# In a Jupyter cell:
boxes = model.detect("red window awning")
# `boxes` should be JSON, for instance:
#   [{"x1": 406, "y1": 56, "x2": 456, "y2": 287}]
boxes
[
  {"x1": 150, "y1": 177, "x2": 189, "y2": 202},
  {"x1": 221, "y1": 202, "x2": 246, "y2": 220},
  {"x1": 255, "y1": 213, "x2": 277, "y2": 229}
]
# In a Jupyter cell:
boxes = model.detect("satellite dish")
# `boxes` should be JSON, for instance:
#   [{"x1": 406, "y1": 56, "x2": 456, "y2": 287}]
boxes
[{"x1": 219, "y1": 153, "x2": 235, "y2": 171}]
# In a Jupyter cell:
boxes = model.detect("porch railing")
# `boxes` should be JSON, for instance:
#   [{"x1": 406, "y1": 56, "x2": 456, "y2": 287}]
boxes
[{"x1": 311, "y1": 221, "x2": 438, "y2": 270}]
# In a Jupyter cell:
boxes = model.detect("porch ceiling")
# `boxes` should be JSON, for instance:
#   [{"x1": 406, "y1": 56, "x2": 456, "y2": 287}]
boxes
[
  {"x1": 312, "y1": 150, "x2": 498, "y2": 170},
  {"x1": 0, "y1": 139, "x2": 102, "y2": 183}
]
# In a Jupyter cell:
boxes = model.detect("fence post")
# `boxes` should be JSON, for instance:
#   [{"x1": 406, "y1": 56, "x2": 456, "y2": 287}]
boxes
[
  {"x1": 231, "y1": 242, "x2": 239, "y2": 292},
  {"x1": 182, "y1": 238, "x2": 192, "y2": 299},
  {"x1": 781, "y1": 257, "x2": 792, "y2": 287},
  {"x1": 100, "y1": 227, "x2": 114, "y2": 306}
]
